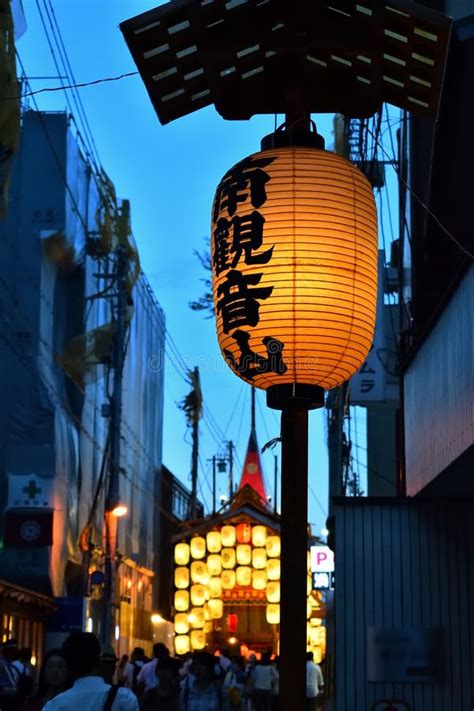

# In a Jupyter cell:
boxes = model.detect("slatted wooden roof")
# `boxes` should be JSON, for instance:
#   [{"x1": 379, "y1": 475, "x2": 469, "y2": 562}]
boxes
[{"x1": 120, "y1": 0, "x2": 451, "y2": 124}]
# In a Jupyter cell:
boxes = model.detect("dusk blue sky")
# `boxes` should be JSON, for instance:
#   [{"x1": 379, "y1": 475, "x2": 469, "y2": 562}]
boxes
[{"x1": 15, "y1": 0, "x2": 393, "y2": 534}]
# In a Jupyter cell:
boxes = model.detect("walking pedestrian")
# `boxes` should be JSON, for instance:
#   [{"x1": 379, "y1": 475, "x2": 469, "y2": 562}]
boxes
[
  {"x1": 42, "y1": 631, "x2": 138, "y2": 710},
  {"x1": 100, "y1": 645, "x2": 119, "y2": 686},
  {"x1": 0, "y1": 638, "x2": 22, "y2": 710},
  {"x1": 180, "y1": 652, "x2": 223, "y2": 710},
  {"x1": 305, "y1": 652, "x2": 324, "y2": 711},
  {"x1": 20, "y1": 649, "x2": 71, "y2": 711},
  {"x1": 136, "y1": 643, "x2": 170, "y2": 694},
  {"x1": 248, "y1": 654, "x2": 278, "y2": 711},
  {"x1": 124, "y1": 648, "x2": 146, "y2": 694},
  {"x1": 139, "y1": 657, "x2": 180, "y2": 711}
]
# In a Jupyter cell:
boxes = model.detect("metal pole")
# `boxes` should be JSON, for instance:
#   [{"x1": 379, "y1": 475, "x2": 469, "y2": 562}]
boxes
[
  {"x1": 103, "y1": 242, "x2": 128, "y2": 645},
  {"x1": 273, "y1": 454, "x2": 278, "y2": 514},
  {"x1": 212, "y1": 456, "x2": 216, "y2": 515},
  {"x1": 280, "y1": 406, "x2": 309, "y2": 711},
  {"x1": 190, "y1": 367, "x2": 200, "y2": 519},
  {"x1": 228, "y1": 440, "x2": 234, "y2": 498}
]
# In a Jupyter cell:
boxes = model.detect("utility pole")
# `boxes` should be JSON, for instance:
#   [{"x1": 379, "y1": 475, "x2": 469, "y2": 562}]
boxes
[
  {"x1": 273, "y1": 454, "x2": 278, "y2": 514},
  {"x1": 102, "y1": 224, "x2": 129, "y2": 645},
  {"x1": 179, "y1": 367, "x2": 202, "y2": 519},
  {"x1": 212, "y1": 455, "x2": 216, "y2": 515},
  {"x1": 327, "y1": 384, "x2": 346, "y2": 513},
  {"x1": 227, "y1": 440, "x2": 234, "y2": 499}
]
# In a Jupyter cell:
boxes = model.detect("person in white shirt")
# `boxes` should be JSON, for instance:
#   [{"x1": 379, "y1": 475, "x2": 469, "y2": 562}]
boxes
[
  {"x1": 43, "y1": 631, "x2": 138, "y2": 711},
  {"x1": 306, "y1": 651, "x2": 324, "y2": 711},
  {"x1": 136, "y1": 642, "x2": 170, "y2": 693},
  {"x1": 123, "y1": 647, "x2": 145, "y2": 691}
]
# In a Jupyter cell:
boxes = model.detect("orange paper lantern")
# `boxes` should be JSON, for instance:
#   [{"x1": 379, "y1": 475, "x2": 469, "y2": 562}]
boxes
[{"x1": 211, "y1": 146, "x2": 377, "y2": 392}]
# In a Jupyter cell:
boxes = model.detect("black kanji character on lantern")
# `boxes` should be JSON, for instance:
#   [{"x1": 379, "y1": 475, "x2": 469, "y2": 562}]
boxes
[
  {"x1": 360, "y1": 379, "x2": 375, "y2": 393},
  {"x1": 217, "y1": 270, "x2": 273, "y2": 334},
  {"x1": 213, "y1": 217, "x2": 232, "y2": 275},
  {"x1": 213, "y1": 155, "x2": 276, "y2": 222},
  {"x1": 224, "y1": 330, "x2": 288, "y2": 380},
  {"x1": 230, "y1": 211, "x2": 273, "y2": 267}
]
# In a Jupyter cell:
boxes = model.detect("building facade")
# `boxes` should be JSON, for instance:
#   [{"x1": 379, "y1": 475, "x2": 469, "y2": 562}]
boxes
[{"x1": 0, "y1": 111, "x2": 165, "y2": 654}]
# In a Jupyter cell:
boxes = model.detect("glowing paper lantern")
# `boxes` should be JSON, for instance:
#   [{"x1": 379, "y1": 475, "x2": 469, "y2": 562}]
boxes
[
  {"x1": 175, "y1": 635, "x2": 190, "y2": 655},
  {"x1": 208, "y1": 599, "x2": 224, "y2": 619},
  {"x1": 174, "y1": 590, "x2": 189, "y2": 612},
  {"x1": 266, "y1": 604, "x2": 280, "y2": 625},
  {"x1": 190, "y1": 537, "x2": 206, "y2": 560},
  {"x1": 307, "y1": 599, "x2": 312, "y2": 619},
  {"x1": 190, "y1": 607, "x2": 205, "y2": 629},
  {"x1": 190, "y1": 630, "x2": 205, "y2": 651},
  {"x1": 174, "y1": 567, "x2": 190, "y2": 589},
  {"x1": 221, "y1": 570, "x2": 236, "y2": 590},
  {"x1": 211, "y1": 147, "x2": 377, "y2": 392},
  {"x1": 307, "y1": 575, "x2": 312, "y2": 595},
  {"x1": 174, "y1": 613, "x2": 189, "y2": 635},
  {"x1": 252, "y1": 526, "x2": 267, "y2": 547},
  {"x1": 266, "y1": 536, "x2": 281, "y2": 558},
  {"x1": 221, "y1": 548, "x2": 236, "y2": 569},
  {"x1": 236, "y1": 523, "x2": 252, "y2": 543},
  {"x1": 252, "y1": 548, "x2": 267, "y2": 570},
  {"x1": 174, "y1": 542, "x2": 190, "y2": 566},
  {"x1": 236, "y1": 544, "x2": 252, "y2": 566},
  {"x1": 236, "y1": 566, "x2": 252, "y2": 587},
  {"x1": 191, "y1": 561, "x2": 209, "y2": 585},
  {"x1": 267, "y1": 559, "x2": 280, "y2": 581},
  {"x1": 221, "y1": 525, "x2": 236, "y2": 547},
  {"x1": 207, "y1": 554, "x2": 222, "y2": 577},
  {"x1": 208, "y1": 577, "x2": 222, "y2": 598},
  {"x1": 266, "y1": 581, "x2": 280, "y2": 603},
  {"x1": 190, "y1": 584, "x2": 206, "y2": 607},
  {"x1": 207, "y1": 531, "x2": 222, "y2": 553},
  {"x1": 252, "y1": 570, "x2": 267, "y2": 590}
]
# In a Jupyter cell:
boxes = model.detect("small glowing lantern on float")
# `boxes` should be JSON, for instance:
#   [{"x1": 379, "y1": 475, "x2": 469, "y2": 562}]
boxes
[
  {"x1": 211, "y1": 143, "x2": 377, "y2": 397},
  {"x1": 267, "y1": 559, "x2": 280, "y2": 581},
  {"x1": 307, "y1": 599, "x2": 313, "y2": 619},
  {"x1": 174, "y1": 590, "x2": 189, "y2": 612},
  {"x1": 236, "y1": 566, "x2": 252, "y2": 587},
  {"x1": 174, "y1": 542, "x2": 190, "y2": 566},
  {"x1": 207, "y1": 554, "x2": 222, "y2": 577},
  {"x1": 266, "y1": 581, "x2": 280, "y2": 603},
  {"x1": 174, "y1": 613, "x2": 189, "y2": 635},
  {"x1": 252, "y1": 526, "x2": 267, "y2": 547},
  {"x1": 236, "y1": 523, "x2": 252, "y2": 543},
  {"x1": 266, "y1": 536, "x2": 281, "y2": 558},
  {"x1": 221, "y1": 548, "x2": 236, "y2": 569},
  {"x1": 221, "y1": 525, "x2": 236, "y2": 547},
  {"x1": 190, "y1": 584, "x2": 206, "y2": 607},
  {"x1": 208, "y1": 599, "x2": 224, "y2": 619},
  {"x1": 175, "y1": 635, "x2": 190, "y2": 655},
  {"x1": 266, "y1": 604, "x2": 280, "y2": 625},
  {"x1": 190, "y1": 607, "x2": 205, "y2": 628},
  {"x1": 252, "y1": 548, "x2": 267, "y2": 570},
  {"x1": 190, "y1": 537, "x2": 206, "y2": 560},
  {"x1": 175, "y1": 567, "x2": 190, "y2": 589},
  {"x1": 307, "y1": 575, "x2": 312, "y2": 595},
  {"x1": 190, "y1": 630, "x2": 206, "y2": 650},
  {"x1": 207, "y1": 531, "x2": 222, "y2": 553},
  {"x1": 236, "y1": 544, "x2": 252, "y2": 566},
  {"x1": 208, "y1": 576, "x2": 222, "y2": 598},
  {"x1": 221, "y1": 570, "x2": 236, "y2": 589},
  {"x1": 252, "y1": 570, "x2": 267, "y2": 590},
  {"x1": 191, "y1": 561, "x2": 209, "y2": 585}
]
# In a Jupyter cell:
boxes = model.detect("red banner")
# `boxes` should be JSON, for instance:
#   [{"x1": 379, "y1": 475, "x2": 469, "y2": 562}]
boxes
[{"x1": 3, "y1": 510, "x2": 54, "y2": 547}]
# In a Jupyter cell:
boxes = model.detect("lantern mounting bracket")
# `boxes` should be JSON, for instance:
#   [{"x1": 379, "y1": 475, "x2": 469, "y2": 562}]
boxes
[
  {"x1": 266, "y1": 384, "x2": 325, "y2": 411},
  {"x1": 261, "y1": 119, "x2": 325, "y2": 151}
]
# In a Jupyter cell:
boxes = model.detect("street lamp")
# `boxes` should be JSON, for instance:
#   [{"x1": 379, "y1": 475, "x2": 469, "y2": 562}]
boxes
[
  {"x1": 110, "y1": 503, "x2": 128, "y2": 518},
  {"x1": 210, "y1": 119, "x2": 378, "y2": 707}
]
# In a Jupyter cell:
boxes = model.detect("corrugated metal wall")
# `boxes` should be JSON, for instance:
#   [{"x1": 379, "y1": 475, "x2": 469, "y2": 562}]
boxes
[
  {"x1": 334, "y1": 499, "x2": 474, "y2": 710},
  {"x1": 404, "y1": 266, "x2": 474, "y2": 495}
]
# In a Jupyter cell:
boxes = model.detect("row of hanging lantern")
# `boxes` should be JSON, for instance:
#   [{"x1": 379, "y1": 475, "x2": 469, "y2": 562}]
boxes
[
  {"x1": 173, "y1": 524, "x2": 326, "y2": 658},
  {"x1": 174, "y1": 525, "x2": 281, "y2": 653}
]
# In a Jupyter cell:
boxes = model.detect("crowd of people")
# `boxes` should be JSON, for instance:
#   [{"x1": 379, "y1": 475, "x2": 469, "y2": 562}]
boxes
[{"x1": 0, "y1": 635, "x2": 324, "y2": 710}]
